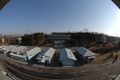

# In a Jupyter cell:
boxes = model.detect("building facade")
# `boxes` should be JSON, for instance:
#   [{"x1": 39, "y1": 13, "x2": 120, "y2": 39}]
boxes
[{"x1": 59, "y1": 48, "x2": 77, "y2": 66}]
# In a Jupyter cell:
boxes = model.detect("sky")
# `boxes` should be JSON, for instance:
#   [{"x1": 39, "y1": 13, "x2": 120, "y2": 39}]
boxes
[{"x1": 0, "y1": 0, "x2": 120, "y2": 36}]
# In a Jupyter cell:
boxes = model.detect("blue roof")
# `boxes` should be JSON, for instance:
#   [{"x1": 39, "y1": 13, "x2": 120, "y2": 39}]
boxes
[
  {"x1": 75, "y1": 47, "x2": 96, "y2": 57},
  {"x1": 75, "y1": 47, "x2": 87, "y2": 56},
  {"x1": 59, "y1": 48, "x2": 77, "y2": 61}
]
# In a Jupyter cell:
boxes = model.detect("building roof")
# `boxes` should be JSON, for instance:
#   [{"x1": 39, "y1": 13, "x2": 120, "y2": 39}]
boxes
[
  {"x1": 10, "y1": 52, "x2": 26, "y2": 59},
  {"x1": 0, "y1": 0, "x2": 9, "y2": 10},
  {"x1": 26, "y1": 47, "x2": 41, "y2": 60},
  {"x1": 112, "y1": 0, "x2": 120, "y2": 9},
  {"x1": 44, "y1": 48, "x2": 55, "y2": 58},
  {"x1": 36, "y1": 48, "x2": 49, "y2": 60},
  {"x1": 59, "y1": 48, "x2": 77, "y2": 61},
  {"x1": 1, "y1": 45, "x2": 17, "y2": 52},
  {"x1": 75, "y1": 47, "x2": 96, "y2": 57},
  {"x1": 0, "y1": 45, "x2": 27, "y2": 54},
  {"x1": 36, "y1": 48, "x2": 55, "y2": 63}
]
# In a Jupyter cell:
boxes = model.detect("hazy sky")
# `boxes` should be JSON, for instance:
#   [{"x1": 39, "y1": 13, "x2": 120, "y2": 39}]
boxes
[{"x1": 0, "y1": 0, "x2": 120, "y2": 36}]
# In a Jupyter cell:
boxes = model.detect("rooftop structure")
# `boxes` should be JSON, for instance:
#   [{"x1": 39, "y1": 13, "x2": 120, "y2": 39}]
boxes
[
  {"x1": 0, "y1": 0, "x2": 9, "y2": 10},
  {"x1": 59, "y1": 48, "x2": 77, "y2": 66}
]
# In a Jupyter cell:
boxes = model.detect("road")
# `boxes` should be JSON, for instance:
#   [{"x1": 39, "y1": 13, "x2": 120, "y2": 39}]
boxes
[
  {"x1": 1, "y1": 53, "x2": 120, "y2": 80},
  {"x1": 0, "y1": 65, "x2": 13, "y2": 80},
  {"x1": 3, "y1": 60, "x2": 120, "y2": 80},
  {"x1": 0, "y1": 64, "x2": 21, "y2": 80}
]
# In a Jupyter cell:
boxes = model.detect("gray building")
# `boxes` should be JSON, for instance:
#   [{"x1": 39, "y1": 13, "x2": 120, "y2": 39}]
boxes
[
  {"x1": 36, "y1": 48, "x2": 55, "y2": 65},
  {"x1": 9, "y1": 52, "x2": 27, "y2": 61},
  {"x1": 47, "y1": 32, "x2": 71, "y2": 48},
  {"x1": 26, "y1": 47, "x2": 41, "y2": 61},
  {"x1": 75, "y1": 47, "x2": 96, "y2": 63}
]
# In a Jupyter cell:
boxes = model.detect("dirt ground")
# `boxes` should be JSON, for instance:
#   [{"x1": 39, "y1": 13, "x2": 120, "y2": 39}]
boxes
[{"x1": 91, "y1": 51, "x2": 120, "y2": 64}]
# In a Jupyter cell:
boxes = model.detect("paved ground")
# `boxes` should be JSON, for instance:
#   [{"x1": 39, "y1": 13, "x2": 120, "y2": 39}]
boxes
[
  {"x1": 0, "y1": 64, "x2": 21, "y2": 80},
  {"x1": 1, "y1": 60, "x2": 120, "y2": 80},
  {"x1": 3, "y1": 60, "x2": 120, "y2": 80},
  {"x1": 0, "y1": 65, "x2": 14, "y2": 80},
  {"x1": 1, "y1": 53, "x2": 120, "y2": 80}
]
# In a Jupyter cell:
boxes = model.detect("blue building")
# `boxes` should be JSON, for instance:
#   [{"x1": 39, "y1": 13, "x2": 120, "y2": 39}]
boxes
[{"x1": 59, "y1": 48, "x2": 77, "y2": 66}]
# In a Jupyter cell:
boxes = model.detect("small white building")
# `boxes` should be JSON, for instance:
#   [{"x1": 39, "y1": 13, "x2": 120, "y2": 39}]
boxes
[
  {"x1": 9, "y1": 52, "x2": 27, "y2": 61},
  {"x1": 1, "y1": 45, "x2": 16, "y2": 51},
  {"x1": 59, "y1": 48, "x2": 77, "y2": 66},
  {"x1": 0, "y1": 45, "x2": 27, "y2": 55},
  {"x1": 0, "y1": 45, "x2": 17, "y2": 55},
  {"x1": 75, "y1": 47, "x2": 96, "y2": 62},
  {"x1": 36, "y1": 48, "x2": 55, "y2": 65},
  {"x1": 26, "y1": 47, "x2": 41, "y2": 61}
]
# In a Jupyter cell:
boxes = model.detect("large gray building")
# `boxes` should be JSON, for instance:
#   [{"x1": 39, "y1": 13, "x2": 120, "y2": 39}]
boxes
[
  {"x1": 47, "y1": 32, "x2": 71, "y2": 48},
  {"x1": 59, "y1": 48, "x2": 77, "y2": 66}
]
